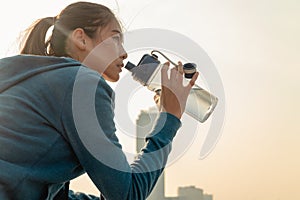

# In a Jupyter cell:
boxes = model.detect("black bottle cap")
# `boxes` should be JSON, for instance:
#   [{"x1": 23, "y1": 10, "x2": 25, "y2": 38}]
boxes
[
  {"x1": 124, "y1": 61, "x2": 136, "y2": 71},
  {"x1": 183, "y1": 63, "x2": 197, "y2": 79}
]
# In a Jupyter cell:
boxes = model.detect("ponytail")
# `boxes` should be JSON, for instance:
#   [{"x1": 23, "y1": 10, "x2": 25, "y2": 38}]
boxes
[
  {"x1": 20, "y1": 2, "x2": 118, "y2": 57},
  {"x1": 20, "y1": 17, "x2": 55, "y2": 55}
]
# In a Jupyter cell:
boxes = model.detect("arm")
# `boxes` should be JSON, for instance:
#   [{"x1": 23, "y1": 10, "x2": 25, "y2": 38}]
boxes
[{"x1": 61, "y1": 67, "x2": 181, "y2": 200}]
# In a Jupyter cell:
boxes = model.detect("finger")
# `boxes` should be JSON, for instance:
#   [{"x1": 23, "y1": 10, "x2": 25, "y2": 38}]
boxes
[
  {"x1": 177, "y1": 61, "x2": 183, "y2": 74},
  {"x1": 187, "y1": 72, "x2": 199, "y2": 88},
  {"x1": 176, "y1": 68, "x2": 184, "y2": 84},
  {"x1": 161, "y1": 62, "x2": 170, "y2": 86},
  {"x1": 153, "y1": 94, "x2": 160, "y2": 105},
  {"x1": 170, "y1": 67, "x2": 178, "y2": 81}
]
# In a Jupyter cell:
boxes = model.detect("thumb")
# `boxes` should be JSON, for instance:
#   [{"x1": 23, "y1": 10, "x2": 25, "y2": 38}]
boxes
[{"x1": 187, "y1": 72, "x2": 199, "y2": 88}]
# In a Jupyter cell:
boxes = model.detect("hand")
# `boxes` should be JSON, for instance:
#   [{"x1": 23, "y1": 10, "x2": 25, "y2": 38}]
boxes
[
  {"x1": 158, "y1": 61, "x2": 199, "y2": 119},
  {"x1": 153, "y1": 89, "x2": 161, "y2": 108}
]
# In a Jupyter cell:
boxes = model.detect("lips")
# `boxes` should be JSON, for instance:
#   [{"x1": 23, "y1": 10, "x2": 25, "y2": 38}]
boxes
[
  {"x1": 118, "y1": 63, "x2": 124, "y2": 68},
  {"x1": 117, "y1": 63, "x2": 124, "y2": 72}
]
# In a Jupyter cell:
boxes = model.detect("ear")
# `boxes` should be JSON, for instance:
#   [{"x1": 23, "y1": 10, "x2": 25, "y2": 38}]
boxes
[{"x1": 70, "y1": 28, "x2": 87, "y2": 51}]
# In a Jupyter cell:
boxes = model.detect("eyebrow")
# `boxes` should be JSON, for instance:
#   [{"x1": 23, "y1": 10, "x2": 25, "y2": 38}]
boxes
[{"x1": 112, "y1": 29, "x2": 121, "y2": 34}]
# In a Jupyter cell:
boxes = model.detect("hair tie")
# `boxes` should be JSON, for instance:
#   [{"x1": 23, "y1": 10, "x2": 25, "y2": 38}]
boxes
[{"x1": 53, "y1": 16, "x2": 57, "y2": 25}]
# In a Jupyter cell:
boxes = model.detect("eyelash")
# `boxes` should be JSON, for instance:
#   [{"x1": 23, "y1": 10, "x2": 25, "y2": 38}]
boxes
[{"x1": 112, "y1": 36, "x2": 122, "y2": 44}]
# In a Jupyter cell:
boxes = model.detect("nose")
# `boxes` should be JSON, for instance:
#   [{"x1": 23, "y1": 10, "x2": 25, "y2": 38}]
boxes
[{"x1": 119, "y1": 45, "x2": 128, "y2": 60}]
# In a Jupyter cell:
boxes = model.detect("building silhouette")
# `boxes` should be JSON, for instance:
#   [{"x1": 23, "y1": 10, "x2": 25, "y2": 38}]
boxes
[
  {"x1": 203, "y1": 194, "x2": 213, "y2": 200},
  {"x1": 136, "y1": 107, "x2": 213, "y2": 200}
]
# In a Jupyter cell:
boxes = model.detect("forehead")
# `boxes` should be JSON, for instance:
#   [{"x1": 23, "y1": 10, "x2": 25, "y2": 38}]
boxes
[
  {"x1": 103, "y1": 20, "x2": 122, "y2": 34},
  {"x1": 96, "y1": 20, "x2": 123, "y2": 42}
]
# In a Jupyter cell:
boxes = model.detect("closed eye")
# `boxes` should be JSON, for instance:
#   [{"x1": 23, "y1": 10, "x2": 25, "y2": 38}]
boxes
[{"x1": 112, "y1": 35, "x2": 123, "y2": 45}]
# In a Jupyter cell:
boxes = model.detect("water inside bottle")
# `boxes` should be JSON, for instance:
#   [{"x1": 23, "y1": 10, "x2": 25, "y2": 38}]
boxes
[
  {"x1": 146, "y1": 65, "x2": 218, "y2": 123},
  {"x1": 185, "y1": 87, "x2": 218, "y2": 123},
  {"x1": 147, "y1": 64, "x2": 163, "y2": 92}
]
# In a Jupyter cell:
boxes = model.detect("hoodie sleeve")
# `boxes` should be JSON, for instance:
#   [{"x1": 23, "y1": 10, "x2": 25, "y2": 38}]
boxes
[{"x1": 61, "y1": 67, "x2": 181, "y2": 200}]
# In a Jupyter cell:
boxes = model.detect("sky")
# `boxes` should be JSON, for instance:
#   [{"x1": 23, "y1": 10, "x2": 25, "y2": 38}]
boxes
[{"x1": 1, "y1": 0, "x2": 299, "y2": 200}]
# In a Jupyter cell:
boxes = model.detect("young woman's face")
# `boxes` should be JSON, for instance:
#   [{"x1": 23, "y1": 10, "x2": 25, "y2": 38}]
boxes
[{"x1": 83, "y1": 20, "x2": 127, "y2": 82}]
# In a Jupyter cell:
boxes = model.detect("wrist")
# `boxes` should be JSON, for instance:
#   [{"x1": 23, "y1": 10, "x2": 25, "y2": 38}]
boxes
[{"x1": 159, "y1": 107, "x2": 181, "y2": 120}]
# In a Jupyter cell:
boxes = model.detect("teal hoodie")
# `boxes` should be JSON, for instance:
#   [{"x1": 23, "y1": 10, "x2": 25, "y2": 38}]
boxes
[{"x1": 0, "y1": 55, "x2": 181, "y2": 200}]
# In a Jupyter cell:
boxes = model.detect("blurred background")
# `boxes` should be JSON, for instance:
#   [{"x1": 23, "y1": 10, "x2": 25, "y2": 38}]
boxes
[{"x1": 0, "y1": 0, "x2": 299, "y2": 199}]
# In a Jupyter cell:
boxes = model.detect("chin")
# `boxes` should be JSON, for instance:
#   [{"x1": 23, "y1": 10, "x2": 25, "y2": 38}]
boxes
[
  {"x1": 103, "y1": 75, "x2": 120, "y2": 82},
  {"x1": 108, "y1": 79, "x2": 119, "y2": 82}
]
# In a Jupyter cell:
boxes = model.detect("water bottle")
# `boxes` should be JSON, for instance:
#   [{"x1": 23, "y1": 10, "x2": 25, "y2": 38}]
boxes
[{"x1": 125, "y1": 52, "x2": 218, "y2": 123}]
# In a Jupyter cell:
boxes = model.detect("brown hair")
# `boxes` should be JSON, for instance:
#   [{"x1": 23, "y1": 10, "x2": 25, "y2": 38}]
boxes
[{"x1": 20, "y1": 1, "x2": 119, "y2": 57}]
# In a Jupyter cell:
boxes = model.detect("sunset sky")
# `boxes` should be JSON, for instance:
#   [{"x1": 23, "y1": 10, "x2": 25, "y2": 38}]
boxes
[{"x1": 0, "y1": 0, "x2": 299, "y2": 199}]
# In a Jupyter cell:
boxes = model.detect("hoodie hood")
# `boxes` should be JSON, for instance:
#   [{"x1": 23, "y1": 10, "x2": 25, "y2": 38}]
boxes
[{"x1": 0, "y1": 55, "x2": 82, "y2": 93}]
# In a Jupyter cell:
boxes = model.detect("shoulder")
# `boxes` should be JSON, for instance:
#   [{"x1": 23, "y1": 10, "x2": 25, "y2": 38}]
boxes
[
  {"x1": 72, "y1": 66, "x2": 113, "y2": 100},
  {"x1": 26, "y1": 56, "x2": 113, "y2": 94}
]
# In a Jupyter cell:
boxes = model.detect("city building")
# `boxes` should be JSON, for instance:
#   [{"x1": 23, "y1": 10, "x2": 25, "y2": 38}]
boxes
[
  {"x1": 136, "y1": 107, "x2": 213, "y2": 200},
  {"x1": 203, "y1": 194, "x2": 213, "y2": 200},
  {"x1": 178, "y1": 186, "x2": 203, "y2": 200},
  {"x1": 136, "y1": 107, "x2": 164, "y2": 200}
]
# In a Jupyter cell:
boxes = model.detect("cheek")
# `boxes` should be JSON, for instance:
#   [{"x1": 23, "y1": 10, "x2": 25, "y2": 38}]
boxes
[
  {"x1": 83, "y1": 40, "x2": 119, "y2": 72},
  {"x1": 103, "y1": 65, "x2": 120, "y2": 82},
  {"x1": 100, "y1": 39, "x2": 120, "y2": 59}
]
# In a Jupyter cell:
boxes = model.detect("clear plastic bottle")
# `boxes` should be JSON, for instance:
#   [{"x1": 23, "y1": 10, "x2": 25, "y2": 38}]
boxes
[{"x1": 125, "y1": 53, "x2": 218, "y2": 123}]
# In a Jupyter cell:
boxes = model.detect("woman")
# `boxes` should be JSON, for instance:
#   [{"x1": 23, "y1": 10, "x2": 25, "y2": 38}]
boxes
[{"x1": 0, "y1": 2, "x2": 198, "y2": 200}]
